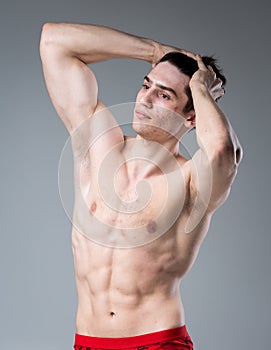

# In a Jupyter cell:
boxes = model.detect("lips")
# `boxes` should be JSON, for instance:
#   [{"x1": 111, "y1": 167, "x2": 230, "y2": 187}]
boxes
[{"x1": 135, "y1": 110, "x2": 151, "y2": 120}]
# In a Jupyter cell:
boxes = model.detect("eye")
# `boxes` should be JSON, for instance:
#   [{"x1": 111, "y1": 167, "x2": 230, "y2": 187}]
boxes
[
  {"x1": 142, "y1": 84, "x2": 150, "y2": 90},
  {"x1": 159, "y1": 92, "x2": 170, "y2": 100}
]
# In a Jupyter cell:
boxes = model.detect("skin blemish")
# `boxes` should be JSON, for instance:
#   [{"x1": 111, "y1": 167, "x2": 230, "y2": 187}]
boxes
[
  {"x1": 110, "y1": 311, "x2": 116, "y2": 317},
  {"x1": 146, "y1": 220, "x2": 157, "y2": 234},
  {"x1": 90, "y1": 201, "x2": 97, "y2": 215}
]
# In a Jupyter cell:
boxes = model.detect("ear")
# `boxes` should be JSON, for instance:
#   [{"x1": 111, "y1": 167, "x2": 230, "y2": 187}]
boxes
[{"x1": 185, "y1": 111, "x2": 196, "y2": 128}]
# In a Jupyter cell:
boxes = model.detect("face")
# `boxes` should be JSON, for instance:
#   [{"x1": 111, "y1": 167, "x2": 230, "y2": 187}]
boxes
[{"x1": 133, "y1": 61, "x2": 193, "y2": 142}]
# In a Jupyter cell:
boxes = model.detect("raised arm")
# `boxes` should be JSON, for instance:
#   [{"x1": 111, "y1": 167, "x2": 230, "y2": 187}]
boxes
[
  {"x1": 189, "y1": 55, "x2": 243, "y2": 214},
  {"x1": 39, "y1": 23, "x2": 155, "y2": 134},
  {"x1": 39, "y1": 22, "x2": 184, "y2": 133}
]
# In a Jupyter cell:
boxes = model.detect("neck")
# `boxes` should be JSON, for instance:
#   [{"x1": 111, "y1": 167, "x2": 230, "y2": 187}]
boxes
[{"x1": 124, "y1": 136, "x2": 181, "y2": 181}]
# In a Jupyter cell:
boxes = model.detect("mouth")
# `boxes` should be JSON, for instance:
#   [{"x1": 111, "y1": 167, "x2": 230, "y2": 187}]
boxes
[{"x1": 135, "y1": 110, "x2": 151, "y2": 120}]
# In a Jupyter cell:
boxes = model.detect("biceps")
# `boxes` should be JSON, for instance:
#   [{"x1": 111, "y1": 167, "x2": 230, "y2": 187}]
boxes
[{"x1": 41, "y1": 48, "x2": 98, "y2": 132}]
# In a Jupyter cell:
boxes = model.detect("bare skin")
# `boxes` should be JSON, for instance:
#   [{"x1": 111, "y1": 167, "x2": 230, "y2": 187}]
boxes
[{"x1": 40, "y1": 23, "x2": 242, "y2": 337}]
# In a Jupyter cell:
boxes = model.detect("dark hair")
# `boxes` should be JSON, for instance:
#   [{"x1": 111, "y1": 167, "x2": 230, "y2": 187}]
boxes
[{"x1": 156, "y1": 52, "x2": 226, "y2": 114}]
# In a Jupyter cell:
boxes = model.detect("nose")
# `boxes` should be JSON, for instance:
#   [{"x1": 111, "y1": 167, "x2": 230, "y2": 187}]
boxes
[{"x1": 139, "y1": 89, "x2": 153, "y2": 109}]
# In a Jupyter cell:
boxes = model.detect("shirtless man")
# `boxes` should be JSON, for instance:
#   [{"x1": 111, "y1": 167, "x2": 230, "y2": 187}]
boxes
[{"x1": 40, "y1": 23, "x2": 242, "y2": 349}]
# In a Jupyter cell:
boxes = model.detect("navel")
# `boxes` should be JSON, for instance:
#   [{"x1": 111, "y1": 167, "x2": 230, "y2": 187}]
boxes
[
  {"x1": 90, "y1": 201, "x2": 97, "y2": 215},
  {"x1": 146, "y1": 220, "x2": 157, "y2": 234}
]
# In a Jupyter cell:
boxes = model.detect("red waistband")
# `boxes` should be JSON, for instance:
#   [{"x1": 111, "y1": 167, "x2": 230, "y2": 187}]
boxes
[{"x1": 74, "y1": 325, "x2": 190, "y2": 348}]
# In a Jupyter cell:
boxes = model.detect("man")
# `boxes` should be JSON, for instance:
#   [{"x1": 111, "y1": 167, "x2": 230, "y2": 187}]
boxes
[{"x1": 40, "y1": 22, "x2": 242, "y2": 350}]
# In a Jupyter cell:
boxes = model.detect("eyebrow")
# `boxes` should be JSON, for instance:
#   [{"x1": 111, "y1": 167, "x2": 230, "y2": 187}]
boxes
[{"x1": 144, "y1": 75, "x2": 178, "y2": 98}]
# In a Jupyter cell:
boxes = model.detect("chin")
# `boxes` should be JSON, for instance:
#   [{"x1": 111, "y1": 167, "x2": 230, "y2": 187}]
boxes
[
  {"x1": 132, "y1": 119, "x2": 152, "y2": 134},
  {"x1": 132, "y1": 122, "x2": 164, "y2": 143},
  {"x1": 132, "y1": 122, "x2": 150, "y2": 139}
]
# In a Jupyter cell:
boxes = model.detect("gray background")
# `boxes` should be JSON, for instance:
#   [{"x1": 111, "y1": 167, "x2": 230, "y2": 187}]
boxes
[{"x1": 1, "y1": 0, "x2": 270, "y2": 349}]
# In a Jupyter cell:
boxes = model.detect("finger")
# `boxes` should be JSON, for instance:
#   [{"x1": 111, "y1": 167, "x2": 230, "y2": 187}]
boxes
[
  {"x1": 216, "y1": 89, "x2": 225, "y2": 100},
  {"x1": 196, "y1": 54, "x2": 208, "y2": 70},
  {"x1": 211, "y1": 86, "x2": 225, "y2": 100},
  {"x1": 210, "y1": 78, "x2": 222, "y2": 91},
  {"x1": 211, "y1": 85, "x2": 224, "y2": 94},
  {"x1": 207, "y1": 66, "x2": 217, "y2": 82},
  {"x1": 207, "y1": 65, "x2": 215, "y2": 73},
  {"x1": 182, "y1": 50, "x2": 197, "y2": 60}
]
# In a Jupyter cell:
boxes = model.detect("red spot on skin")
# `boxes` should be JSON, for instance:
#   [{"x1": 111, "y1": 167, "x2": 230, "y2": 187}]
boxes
[
  {"x1": 147, "y1": 220, "x2": 157, "y2": 234},
  {"x1": 90, "y1": 201, "x2": 97, "y2": 215}
]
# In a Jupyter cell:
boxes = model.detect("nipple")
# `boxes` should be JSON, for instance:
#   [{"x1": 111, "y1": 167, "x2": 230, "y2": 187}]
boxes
[
  {"x1": 146, "y1": 220, "x2": 157, "y2": 234},
  {"x1": 90, "y1": 201, "x2": 97, "y2": 215}
]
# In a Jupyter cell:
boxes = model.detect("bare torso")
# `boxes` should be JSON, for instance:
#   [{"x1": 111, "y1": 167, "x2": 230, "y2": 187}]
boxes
[
  {"x1": 39, "y1": 20, "x2": 241, "y2": 340},
  {"x1": 70, "y1": 114, "x2": 211, "y2": 337}
]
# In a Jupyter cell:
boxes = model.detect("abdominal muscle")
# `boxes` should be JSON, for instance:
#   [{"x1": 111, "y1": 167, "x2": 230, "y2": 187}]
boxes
[
  {"x1": 70, "y1": 143, "x2": 206, "y2": 337},
  {"x1": 72, "y1": 224, "x2": 188, "y2": 337}
]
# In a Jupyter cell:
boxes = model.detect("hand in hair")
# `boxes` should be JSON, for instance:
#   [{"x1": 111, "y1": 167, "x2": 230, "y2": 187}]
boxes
[
  {"x1": 190, "y1": 55, "x2": 225, "y2": 101},
  {"x1": 152, "y1": 42, "x2": 196, "y2": 67}
]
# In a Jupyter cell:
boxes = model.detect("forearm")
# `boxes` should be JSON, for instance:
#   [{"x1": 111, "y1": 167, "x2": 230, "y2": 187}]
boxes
[{"x1": 41, "y1": 22, "x2": 161, "y2": 64}]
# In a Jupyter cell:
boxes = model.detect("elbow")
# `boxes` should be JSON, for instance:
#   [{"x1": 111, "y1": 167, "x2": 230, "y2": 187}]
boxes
[
  {"x1": 222, "y1": 140, "x2": 243, "y2": 168},
  {"x1": 40, "y1": 23, "x2": 53, "y2": 57},
  {"x1": 39, "y1": 22, "x2": 60, "y2": 56},
  {"x1": 41, "y1": 22, "x2": 55, "y2": 32},
  {"x1": 40, "y1": 22, "x2": 56, "y2": 44},
  {"x1": 235, "y1": 143, "x2": 243, "y2": 166},
  {"x1": 213, "y1": 140, "x2": 242, "y2": 177}
]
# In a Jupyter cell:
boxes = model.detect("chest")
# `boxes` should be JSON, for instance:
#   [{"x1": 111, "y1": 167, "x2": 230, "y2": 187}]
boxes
[{"x1": 73, "y1": 150, "x2": 188, "y2": 248}]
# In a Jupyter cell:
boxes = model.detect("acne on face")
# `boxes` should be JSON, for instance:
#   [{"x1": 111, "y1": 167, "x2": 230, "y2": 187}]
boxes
[{"x1": 136, "y1": 62, "x2": 190, "y2": 116}]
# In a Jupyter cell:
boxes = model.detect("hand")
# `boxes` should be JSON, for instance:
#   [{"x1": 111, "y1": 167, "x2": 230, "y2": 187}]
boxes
[
  {"x1": 210, "y1": 76, "x2": 225, "y2": 101},
  {"x1": 152, "y1": 42, "x2": 197, "y2": 67},
  {"x1": 190, "y1": 55, "x2": 224, "y2": 100}
]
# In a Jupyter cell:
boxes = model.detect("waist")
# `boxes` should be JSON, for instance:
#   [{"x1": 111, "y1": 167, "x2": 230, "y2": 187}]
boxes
[
  {"x1": 74, "y1": 325, "x2": 192, "y2": 348},
  {"x1": 76, "y1": 289, "x2": 185, "y2": 336}
]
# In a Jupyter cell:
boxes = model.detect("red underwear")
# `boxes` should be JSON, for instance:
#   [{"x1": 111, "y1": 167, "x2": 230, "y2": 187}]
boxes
[{"x1": 74, "y1": 325, "x2": 193, "y2": 349}]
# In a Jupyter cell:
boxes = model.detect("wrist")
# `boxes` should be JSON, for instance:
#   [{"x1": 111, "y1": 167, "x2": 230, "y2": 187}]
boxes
[
  {"x1": 151, "y1": 41, "x2": 165, "y2": 65},
  {"x1": 190, "y1": 81, "x2": 213, "y2": 103}
]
